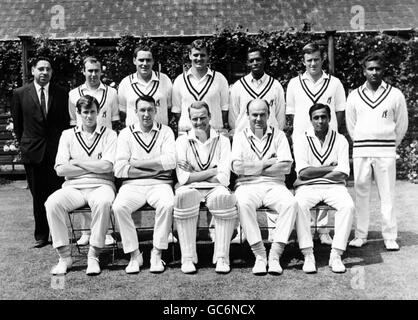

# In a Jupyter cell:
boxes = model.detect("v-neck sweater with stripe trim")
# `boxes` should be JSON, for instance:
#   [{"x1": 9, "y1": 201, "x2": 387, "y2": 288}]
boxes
[
  {"x1": 54, "y1": 126, "x2": 117, "y2": 189},
  {"x1": 231, "y1": 127, "x2": 293, "y2": 187},
  {"x1": 346, "y1": 81, "x2": 408, "y2": 158},
  {"x1": 175, "y1": 128, "x2": 231, "y2": 189},
  {"x1": 114, "y1": 122, "x2": 176, "y2": 186},
  {"x1": 293, "y1": 128, "x2": 349, "y2": 188}
]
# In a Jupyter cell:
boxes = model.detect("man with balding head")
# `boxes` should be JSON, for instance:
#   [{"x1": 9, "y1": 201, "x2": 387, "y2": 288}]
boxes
[{"x1": 231, "y1": 99, "x2": 297, "y2": 275}]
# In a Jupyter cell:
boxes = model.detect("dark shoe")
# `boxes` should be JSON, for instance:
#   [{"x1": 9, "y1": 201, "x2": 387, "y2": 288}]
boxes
[{"x1": 34, "y1": 239, "x2": 49, "y2": 248}]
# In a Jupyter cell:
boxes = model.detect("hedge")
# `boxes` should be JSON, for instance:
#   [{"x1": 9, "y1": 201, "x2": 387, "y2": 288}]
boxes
[{"x1": 0, "y1": 27, "x2": 417, "y2": 181}]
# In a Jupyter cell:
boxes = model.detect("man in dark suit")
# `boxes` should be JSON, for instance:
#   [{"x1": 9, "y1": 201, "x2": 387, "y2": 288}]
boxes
[{"x1": 11, "y1": 56, "x2": 70, "y2": 248}]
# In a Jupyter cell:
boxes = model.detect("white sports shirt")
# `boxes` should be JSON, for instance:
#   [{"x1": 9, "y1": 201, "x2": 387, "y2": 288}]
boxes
[
  {"x1": 231, "y1": 126, "x2": 293, "y2": 187},
  {"x1": 172, "y1": 68, "x2": 229, "y2": 131},
  {"x1": 293, "y1": 127, "x2": 350, "y2": 188},
  {"x1": 114, "y1": 121, "x2": 176, "y2": 186},
  {"x1": 286, "y1": 71, "x2": 346, "y2": 136},
  {"x1": 346, "y1": 81, "x2": 408, "y2": 158},
  {"x1": 68, "y1": 82, "x2": 119, "y2": 128},
  {"x1": 175, "y1": 127, "x2": 231, "y2": 189},
  {"x1": 55, "y1": 125, "x2": 117, "y2": 190},
  {"x1": 229, "y1": 72, "x2": 286, "y2": 133},
  {"x1": 118, "y1": 71, "x2": 173, "y2": 126}
]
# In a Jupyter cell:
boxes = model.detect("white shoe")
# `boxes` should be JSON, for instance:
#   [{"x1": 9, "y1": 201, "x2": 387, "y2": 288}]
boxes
[
  {"x1": 349, "y1": 238, "x2": 368, "y2": 248},
  {"x1": 268, "y1": 258, "x2": 283, "y2": 275},
  {"x1": 181, "y1": 260, "x2": 196, "y2": 274},
  {"x1": 76, "y1": 234, "x2": 90, "y2": 246},
  {"x1": 209, "y1": 228, "x2": 215, "y2": 243},
  {"x1": 302, "y1": 254, "x2": 317, "y2": 274},
  {"x1": 168, "y1": 232, "x2": 178, "y2": 244},
  {"x1": 86, "y1": 257, "x2": 101, "y2": 275},
  {"x1": 319, "y1": 233, "x2": 333, "y2": 245},
  {"x1": 51, "y1": 257, "x2": 73, "y2": 275},
  {"x1": 215, "y1": 258, "x2": 230, "y2": 274},
  {"x1": 384, "y1": 239, "x2": 400, "y2": 251},
  {"x1": 329, "y1": 255, "x2": 346, "y2": 273},
  {"x1": 150, "y1": 250, "x2": 165, "y2": 273},
  {"x1": 252, "y1": 255, "x2": 267, "y2": 275},
  {"x1": 231, "y1": 231, "x2": 246, "y2": 244},
  {"x1": 125, "y1": 252, "x2": 143, "y2": 274},
  {"x1": 105, "y1": 234, "x2": 116, "y2": 246}
]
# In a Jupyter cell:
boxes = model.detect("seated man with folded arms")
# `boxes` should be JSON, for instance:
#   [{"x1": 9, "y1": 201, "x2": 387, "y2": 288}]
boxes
[
  {"x1": 45, "y1": 95, "x2": 117, "y2": 275},
  {"x1": 174, "y1": 101, "x2": 237, "y2": 274},
  {"x1": 293, "y1": 103, "x2": 354, "y2": 273},
  {"x1": 231, "y1": 99, "x2": 297, "y2": 275},
  {"x1": 112, "y1": 95, "x2": 176, "y2": 274}
]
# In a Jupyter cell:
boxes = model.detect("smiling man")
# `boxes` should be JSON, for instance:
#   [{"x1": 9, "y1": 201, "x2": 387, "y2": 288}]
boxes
[
  {"x1": 172, "y1": 39, "x2": 230, "y2": 134},
  {"x1": 346, "y1": 52, "x2": 408, "y2": 251},
  {"x1": 112, "y1": 95, "x2": 176, "y2": 274},
  {"x1": 293, "y1": 103, "x2": 354, "y2": 273},
  {"x1": 174, "y1": 101, "x2": 237, "y2": 274},
  {"x1": 231, "y1": 99, "x2": 297, "y2": 275},
  {"x1": 229, "y1": 46, "x2": 286, "y2": 134},
  {"x1": 45, "y1": 95, "x2": 117, "y2": 276},
  {"x1": 118, "y1": 46, "x2": 173, "y2": 127},
  {"x1": 68, "y1": 56, "x2": 120, "y2": 247}
]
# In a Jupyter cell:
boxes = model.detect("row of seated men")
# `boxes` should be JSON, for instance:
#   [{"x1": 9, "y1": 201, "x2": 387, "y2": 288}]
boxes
[{"x1": 45, "y1": 94, "x2": 355, "y2": 277}]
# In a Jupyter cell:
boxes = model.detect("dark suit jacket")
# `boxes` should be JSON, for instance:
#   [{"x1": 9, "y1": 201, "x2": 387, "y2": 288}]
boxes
[{"x1": 11, "y1": 81, "x2": 70, "y2": 164}]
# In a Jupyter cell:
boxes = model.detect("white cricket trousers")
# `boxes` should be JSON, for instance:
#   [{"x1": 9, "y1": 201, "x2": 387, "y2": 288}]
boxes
[
  {"x1": 354, "y1": 157, "x2": 397, "y2": 240},
  {"x1": 295, "y1": 184, "x2": 354, "y2": 251},
  {"x1": 235, "y1": 182, "x2": 297, "y2": 246},
  {"x1": 45, "y1": 185, "x2": 115, "y2": 249},
  {"x1": 112, "y1": 183, "x2": 174, "y2": 253}
]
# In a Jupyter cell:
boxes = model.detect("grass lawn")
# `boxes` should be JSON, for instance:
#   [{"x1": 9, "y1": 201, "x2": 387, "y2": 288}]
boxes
[{"x1": 1, "y1": 179, "x2": 418, "y2": 300}]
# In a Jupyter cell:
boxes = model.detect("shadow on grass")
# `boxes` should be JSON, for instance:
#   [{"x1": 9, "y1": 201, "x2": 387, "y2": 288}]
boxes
[{"x1": 68, "y1": 228, "x2": 418, "y2": 274}]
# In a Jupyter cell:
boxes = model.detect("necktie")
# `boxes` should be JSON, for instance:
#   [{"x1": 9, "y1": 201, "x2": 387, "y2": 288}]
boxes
[{"x1": 40, "y1": 86, "x2": 47, "y2": 116}]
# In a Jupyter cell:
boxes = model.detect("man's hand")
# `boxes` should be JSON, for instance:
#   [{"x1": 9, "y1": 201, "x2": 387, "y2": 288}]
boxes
[
  {"x1": 263, "y1": 157, "x2": 277, "y2": 169},
  {"x1": 178, "y1": 160, "x2": 196, "y2": 173}
]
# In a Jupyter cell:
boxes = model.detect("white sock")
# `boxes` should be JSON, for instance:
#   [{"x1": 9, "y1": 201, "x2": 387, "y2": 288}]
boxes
[{"x1": 251, "y1": 241, "x2": 267, "y2": 260}]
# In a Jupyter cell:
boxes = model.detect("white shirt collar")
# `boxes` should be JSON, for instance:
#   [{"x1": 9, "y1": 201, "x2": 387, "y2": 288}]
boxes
[
  {"x1": 34, "y1": 81, "x2": 50, "y2": 92},
  {"x1": 301, "y1": 71, "x2": 329, "y2": 82},
  {"x1": 247, "y1": 72, "x2": 267, "y2": 84},
  {"x1": 131, "y1": 71, "x2": 160, "y2": 84},
  {"x1": 245, "y1": 126, "x2": 273, "y2": 140},
  {"x1": 75, "y1": 124, "x2": 104, "y2": 134},
  {"x1": 131, "y1": 121, "x2": 160, "y2": 133},
  {"x1": 187, "y1": 127, "x2": 219, "y2": 143},
  {"x1": 186, "y1": 67, "x2": 214, "y2": 79},
  {"x1": 80, "y1": 82, "x2": 106, "y2": 91},
  {"x1": 305, "y1": 126, "x2": 334, "y2": 139},
  {"x1": 361, "y1": 80, "x2": 388, "y2": 92}
]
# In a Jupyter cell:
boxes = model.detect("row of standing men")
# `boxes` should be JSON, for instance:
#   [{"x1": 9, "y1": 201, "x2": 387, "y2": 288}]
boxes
[{"x1": 11, "y1": 39, "x2": 408, "y2": 276}]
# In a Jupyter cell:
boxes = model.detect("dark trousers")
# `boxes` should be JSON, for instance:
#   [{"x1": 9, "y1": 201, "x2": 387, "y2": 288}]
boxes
[{"x1": 24, "y1": 159, "x2": 63, "y2": 241}]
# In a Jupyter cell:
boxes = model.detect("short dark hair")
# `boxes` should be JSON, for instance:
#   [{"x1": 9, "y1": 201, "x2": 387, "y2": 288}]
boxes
[
  {"x1": 246, "y1": 99, "x2": 270, "y2": 115},
  {"x1": 247, "y1": 46, "x2": 266, "y2": 60},
  {"x1": 133, "y1": 45, "x2": 153, "y2": 59},
  {"x1": 361, "y1": 52, "x2": 385, "y2": 69},
  {"x1": 189, "y1": 39, "x2": 209, "y2": 55},
  {"x1": 135, "y1": 95, "x2": 156, "y2": 110},
  {"x1": 188, "y1": 101, "x2": 211, "y2": 118},
  {"x1": 76, "y1": 95, "x2": 99, "y2": 113},
  {"x1": 302, "y1": 42, "x2": 326, "y2": 57},
  {"x1": 309, "y1": 103, "x2": 331, "y2": 119},
  {"x1": 83, "y1": 56, "x2": 101, "y2": 69},
  {"x1": 32, "y1": 56, "x2": 52, "y2": 69}
]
